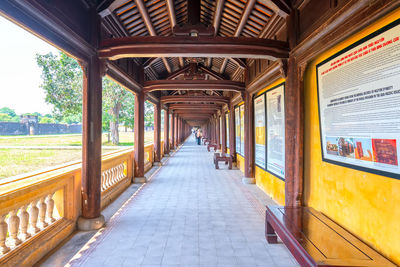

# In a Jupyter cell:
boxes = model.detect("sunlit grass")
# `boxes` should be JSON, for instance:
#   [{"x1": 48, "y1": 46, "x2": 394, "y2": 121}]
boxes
[{"x1": 0, "y1": 131, "x2": 155, "y2": 179}]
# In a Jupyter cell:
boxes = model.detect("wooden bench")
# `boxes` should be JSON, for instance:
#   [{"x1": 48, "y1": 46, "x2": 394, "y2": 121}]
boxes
[
  {"x1": 265, "y1": 206, "x2": 396, "y2": 267},
  {"x1": 207, "y1": 143, "x2": 217, "y2": 152},
  {"x1": 213, "y1": 153, "x2": 232, "y2": 169}
]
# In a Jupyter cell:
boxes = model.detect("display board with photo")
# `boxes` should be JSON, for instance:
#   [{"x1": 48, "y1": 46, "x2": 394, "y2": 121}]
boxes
[
  {"x1": 316, "y1": 19, "x2": 400, "y2": 179},
  {"x1": 266, "y1": 84, "x2": 285, "y2": 179},
  {"x1": 240, "y1": 105, "x2": 245, "y2": 155},
  {"x1": 254, "y1": 94, "x2": 266, "y2": 168},
  {"x1": 235, "y1": 107, "x2": 241, "y2": 154}
]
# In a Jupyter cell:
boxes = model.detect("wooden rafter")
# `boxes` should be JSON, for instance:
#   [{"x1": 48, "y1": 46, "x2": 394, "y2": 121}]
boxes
[
  {"x1": 134, "y1": 0, "x2": 171, "y2": 73},
  {"x1": 143, "y1": 80, "x2": 245, "y2": 93},
  {"x1": 206, "y1": 0, "x2": 225, "y2": 68},
  {"x1": 220, "y1": 0, "x2": 257, "y2": 73},
  {"x1": 165, "y1": 0, "x2": 184, "y2": 68},
  {"x1": 99, "y1": 36, "x2": 289, "y2": 60}
]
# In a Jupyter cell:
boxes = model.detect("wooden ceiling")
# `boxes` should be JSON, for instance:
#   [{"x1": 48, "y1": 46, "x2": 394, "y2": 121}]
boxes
[
  {"x1": 100, "y1": 0, "x2": 280, "y2": 81},
  {"x1": 98, "y1": 0, "x2": 288, "y2": 123}
]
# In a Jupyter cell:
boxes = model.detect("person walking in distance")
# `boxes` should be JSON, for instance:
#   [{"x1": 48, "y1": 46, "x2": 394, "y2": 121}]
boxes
[{"x1": 196, "y1": 129, "x2": 202, "y2": 145}]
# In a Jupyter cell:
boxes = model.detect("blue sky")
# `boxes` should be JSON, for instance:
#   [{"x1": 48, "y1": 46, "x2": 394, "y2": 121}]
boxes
[{"x1": 0, "y1": 15, "x2": 59, "y2": 114}]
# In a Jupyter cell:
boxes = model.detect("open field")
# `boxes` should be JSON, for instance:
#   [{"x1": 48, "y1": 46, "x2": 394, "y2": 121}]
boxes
[
  {"x1": 0, "y1": 149, "x2": 82, "y2": 178},
  {"x1": 0, "y1": 131, "x2": 154, "y2": 179},
  {"x1": 0, "y1": 131, "x2": 155, "y2": 146}
]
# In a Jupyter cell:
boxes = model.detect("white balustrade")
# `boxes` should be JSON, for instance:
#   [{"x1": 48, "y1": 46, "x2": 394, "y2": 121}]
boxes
[
  {"x1": 101, "y1": 162, "x2": 127, "y2": 193},
  {"x1": 0, "y1": 192, "x2": 58, "y2": 256}
]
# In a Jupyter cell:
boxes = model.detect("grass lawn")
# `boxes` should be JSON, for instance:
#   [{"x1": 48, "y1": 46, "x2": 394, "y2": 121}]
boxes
[
  {"x1": 0, "y1": 131, "x2": 154, "y2": 146},
  {"x1": 0, "y1": 131, "x2": 155, "y2": 179},
  {"x1": 0, "y1": 149, "x2": 82, "y2": 178}
]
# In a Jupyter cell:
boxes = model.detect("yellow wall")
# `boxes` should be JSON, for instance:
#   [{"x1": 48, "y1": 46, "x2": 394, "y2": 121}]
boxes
[
  {"x1": 304, "y1": 8, "x2": 400, "y2": 264},
  {"x1": 236, "y1": 154, "x2": 245, "y2": 172},
  {"x1": 254, "y1": 78, "x2": 286, "y2": 205}
]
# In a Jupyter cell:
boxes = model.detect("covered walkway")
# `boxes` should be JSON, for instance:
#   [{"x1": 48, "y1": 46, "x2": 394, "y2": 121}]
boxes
[{"x1": 67, "y1": 136, "x2": 296, "y2": 267}]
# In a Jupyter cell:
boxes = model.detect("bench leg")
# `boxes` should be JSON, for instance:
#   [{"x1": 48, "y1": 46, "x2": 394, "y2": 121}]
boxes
[
  {"x1": 266, "y1": 220, "x2": 278, "y2": 244},
  {"x1": 207, "y1": 147, "x2": 210, "y2": 152},
  {"x1": 228, "y1": 160, "x2": 232, "y2": 169},
  {"x1": 215, "y1": 161, "x2": 219, "y2": 169}
]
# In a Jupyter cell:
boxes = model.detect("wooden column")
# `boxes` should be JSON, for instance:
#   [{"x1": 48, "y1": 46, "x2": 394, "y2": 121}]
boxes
[
  {"x1": 171, "y1": 112, "x2": 175, "y2": 149},
  {"x1": 285, "y1": 10, "x2": 304, "y2": 207},
  {"x1": 229, "y1": 102, "x2": 236, "y2": 159},
  {"x1": 81, "y1": 56, "x2": 103, "y2": 226},
  {"x1": 134, "y1": 91, "x2": 145, "y2": 178},
  {"x1": 164, "y1": 108, "x2": 170, "y2": 155},
  {"x1": 221, "y1": 111, "x2": 227, "y2": 153},
  {"x1": 216, "y1": 114, "x2": 220, "y2": 149},
  {"x1": 153, "y1": 101, "x2": 161, "y2": 162},
  {"x1": 243, "y1": 91, "x2": 255, "y2": 183},
  {"x1": 174, "y1": 114, "x2": 179, "y2": 147}
]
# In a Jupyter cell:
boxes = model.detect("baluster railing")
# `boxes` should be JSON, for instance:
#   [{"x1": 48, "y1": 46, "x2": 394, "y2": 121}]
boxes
[{"x1": 0, "y1": 215, "x2": 9, "y2": 255}]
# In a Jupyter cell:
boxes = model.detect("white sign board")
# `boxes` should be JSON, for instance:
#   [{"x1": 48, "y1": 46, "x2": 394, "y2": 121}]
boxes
[{"x1": 316, "y1": 20, "x2": 400, "y2": 179}]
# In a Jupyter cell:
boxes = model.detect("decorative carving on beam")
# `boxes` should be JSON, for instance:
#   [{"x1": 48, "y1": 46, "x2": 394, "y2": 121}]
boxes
[
  {"x1": 184, "y1": 63, "x2": 205, "y2": 80},
  {"x1": 144, "y1": 80, "x2": 245, "y2": 93},
  {"x1": 160, "y1": 95, "x2": 229, "y2": 104},
  {"x1": 99, "y1": 36, "x2": 289, "y2": 60}
]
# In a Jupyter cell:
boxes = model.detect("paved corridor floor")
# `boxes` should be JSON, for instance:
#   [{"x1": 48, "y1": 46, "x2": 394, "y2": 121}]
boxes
[{"x1": 68, "y1": 137, "x2": 297, "y2": 267}]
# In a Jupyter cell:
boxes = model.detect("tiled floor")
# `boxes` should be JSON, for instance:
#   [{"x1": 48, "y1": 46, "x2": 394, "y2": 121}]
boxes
[{"x1": 67, "y1": 136, "x2": 297, "y2": 267}]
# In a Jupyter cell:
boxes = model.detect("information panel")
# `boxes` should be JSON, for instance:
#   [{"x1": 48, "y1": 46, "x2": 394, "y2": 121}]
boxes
[
  {"x1": 240, "y1": 105, "x2": 245, "y2": 155},
  {"x1": 254, "y1": 94, "x2": 266, "y2": 168},
  {"x1": 235, "y1": 107, "x2": 241, "y2": 153},
  {"x1": 226, "y1": 113, "x2": 229, "y2": 148},
  {"x1": 317, "y1": 19, "x2": 400, "y2": 178},
  {"x1": 266, "y1": 84, "x2": 285, "y2": 179}
]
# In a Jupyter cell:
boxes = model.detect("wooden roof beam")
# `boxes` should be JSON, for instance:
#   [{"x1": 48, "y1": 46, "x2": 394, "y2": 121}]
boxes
[
  {"x1": 160, "y1": 95, "x2": 229, "y2": 104},
  {"x1": 220, "y1": 0, "x2": 256, "y2": 73},
  {"x1": 143, "y1": 80, "x2": 245, "y2": 93},
  {"x1": 99, "y1": 36, "x2": 289, "y2": 60},
  {"x1": 166, "y1": 65, "x2": 191, "y2": 80},
  {"x1": 169, "y1": 104, "x2": 221, "y2": 110},
  {"x1": 213, "y1": 0, "x2": 225, "y2": 35},
  {"x1": 166, "y1": 0, "x2": 184, "y2": 68},
  {"x1": 134, "y1": 0, "x2": 172, "y2": 73},
  {"x1": 198, "y1": 65, "x2": 227, "y2": 80}
]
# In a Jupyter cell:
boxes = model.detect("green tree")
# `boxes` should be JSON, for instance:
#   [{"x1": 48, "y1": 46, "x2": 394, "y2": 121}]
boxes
[
  {"x1": 36, "y1": 52, "x2": 82, "y2": 121},
  {"x1": 36, "y1": 51, "x2": 135, "y2": 145},
  {"x1": 0, "y1": 107, "x2": 17, "y2": 117},
  {"x1": 102, "y1": 77, "x2": 135, "y2": 144},
  {"x1": 0, "y1": 113, "x2": 19, "y2": 122},
  {"x1": 144, "y1": 101, "x2": 154, "y2": 128}
]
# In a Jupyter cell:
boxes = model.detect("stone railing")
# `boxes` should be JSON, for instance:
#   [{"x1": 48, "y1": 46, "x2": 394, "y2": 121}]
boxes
[
  {"x1": 0, "y1": 147, "x2": 137, "y2": 266},
  {"x1": 100, "y1": 148, "x2": 134, "y2": 209},
  {"x1": 0, "y1": 163, "x2": 80, "y2": 266},
  {"x1": 144, "y1": 144, "x2": 154, "y2": 173}
]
